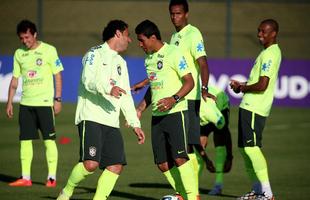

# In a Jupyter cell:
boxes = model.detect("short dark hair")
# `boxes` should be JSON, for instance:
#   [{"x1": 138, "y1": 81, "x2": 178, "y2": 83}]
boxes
[
  {"x1": 17, "y1": 19, "x2": 37, "y2": 35},
  {"x1": 169, "y1": 0, "x2": 189, "y2": 13},
  {"x1": 135, "y1": 20, "x2": 161, "y2": 40},
  {"x1": 102, "y1": 20, "x2": 128, "y2": 42},
  {"x1": 261, "y1": 19, "x2": 279, "y2": 33}
]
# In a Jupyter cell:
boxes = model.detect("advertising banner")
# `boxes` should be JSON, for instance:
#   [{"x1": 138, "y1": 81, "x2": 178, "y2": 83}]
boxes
[{"x1": 1, "y1": 56, "x2": 309, "y2": 107}]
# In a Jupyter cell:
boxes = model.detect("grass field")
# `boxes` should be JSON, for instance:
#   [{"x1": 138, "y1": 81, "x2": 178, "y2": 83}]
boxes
[{"x1": 1, "y1": 103, "x2": 310, "y2": 200}]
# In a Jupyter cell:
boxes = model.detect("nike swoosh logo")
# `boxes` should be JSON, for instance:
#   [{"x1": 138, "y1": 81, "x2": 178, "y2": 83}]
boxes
[
  {"x1": 246, "y1": 140, "x2": 252, "y2": 143},
  {"x1": 49, "y1": 133, "x2": 56, "y2": 137},
  {"x1": 177, "y1": 150, "x2": 185, "y2": 154}
]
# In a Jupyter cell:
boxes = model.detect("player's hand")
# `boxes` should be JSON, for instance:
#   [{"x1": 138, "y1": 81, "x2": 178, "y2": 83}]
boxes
[
  {"x1": 54, "y1": 101, "x2": 62, "y2": 115},
  {"x1": 157, "y1": 97, "x2": 175, "y2": 112},
  {"x1": 110, "y1": 86, "x2": 126, "y2": 99},
  {"x1": 202, "y1": 90, "x2": 216, "y2": 101},
  {"x1": 6, "y1": 103, "x2": 14, "y2": 118},
  {"x1": 230, "y1": 79, "x2": 241, "y2": 93},
  {"x1": 133, "y1": 127, "x2": 145, "y2": 144}
]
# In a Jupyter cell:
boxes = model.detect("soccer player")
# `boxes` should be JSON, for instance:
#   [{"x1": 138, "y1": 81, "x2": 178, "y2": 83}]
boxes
[
  {"x1": 168, "y1": 0, "x2": 214, "y2": 194},
  {"x1": 230, "y1": 19, "x2": 281, "y2": 200},
  {"x1": 132, "y1": 1, "x2": 213, "y2": 196},
  {"x1": 56, "y1": 20, "x2": 145, "y2": 200},
  {"x1": 199, "y1": 86, "x2": 233, "y2": 195},
  {"x1": 6, "y1": 19, "x2": 63, "y2": 187},
  {"x1": 135, "y1": 20, "x2": 198, "y2": 200}
]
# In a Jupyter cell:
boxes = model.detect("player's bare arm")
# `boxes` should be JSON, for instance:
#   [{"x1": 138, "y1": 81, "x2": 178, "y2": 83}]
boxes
[
  {"x1": 239, "y1": 76, "x2": 269, "y2": 93},
  {"x1": 157, "y1": 73, "x2": 194, "y2": 112},
  {"x1": 6, "y1": 77, "x2": 19, "y2": 118},
  {"x1": 133, "y1": 127, "x2": 145, "y2": 144},
  {"x1": 131, "y1": 78, "x2": 149, "y2": 93},
  {"x1": 54, "y1": 72, "x2": 62, "y2": 115},
  {"x1": 197, "y1": 56, "x2": 215, "y2": 101}
]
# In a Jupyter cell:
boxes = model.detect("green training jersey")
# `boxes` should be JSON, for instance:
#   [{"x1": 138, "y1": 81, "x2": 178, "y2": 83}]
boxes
[
  {"x1": 240, "y1": 44, "x2": 282, "y2": 117},
  {"x1": 200, "y1": 86, "x2": 229, "y2": 128},
  {"x1": 75, "y1": 43, "x2": 141, "y2": 128},
  {"x1": 170, "y1": 24, "x2": 207, "y2": 100},
  {"x1": 145, "y1": 43, "x2": 191, "y2": 116},
  {"x1": 13, "y1": 41, "x2": 63, "y2": 106}
]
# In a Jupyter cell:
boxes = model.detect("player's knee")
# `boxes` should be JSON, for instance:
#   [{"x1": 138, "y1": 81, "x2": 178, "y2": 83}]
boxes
[
  {"x1": 157, "y1": 162, "x2": 169, "y2": 172},
  {"x1": 106, "y1": 164, "x2": 123, "y2": 175},
  {"x1": 83, "y1": 160, "x2": 99, "y2": 172}
]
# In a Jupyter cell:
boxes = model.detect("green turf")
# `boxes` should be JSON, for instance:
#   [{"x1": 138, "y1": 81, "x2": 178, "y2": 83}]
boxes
[{"x1": 0, "y1": 103, "x2": 310, "y2": 200}]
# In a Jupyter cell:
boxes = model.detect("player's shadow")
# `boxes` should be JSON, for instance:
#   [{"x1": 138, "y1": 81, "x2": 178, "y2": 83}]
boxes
[
  {"x1": 43, "y1": 185, "x2": 158, "y2": 199},
  {"x1": 130, "y1": 182, "x2": 238, "y2": 198},
  {"x1": 0, "y1": 173, "x2": 45, "y2": 186}
]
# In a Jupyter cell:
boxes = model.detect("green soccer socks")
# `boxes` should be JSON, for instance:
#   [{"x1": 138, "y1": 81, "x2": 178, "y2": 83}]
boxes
[
  {"x1": 63, "y1": 162, "x2": 94, "y2": 197},
  {"x1": 93, "y1": 169, "x2": 119, "y2": 200},
  {"x1": 44, "y1": 139, "x2": 58, "y2": 180},
  {"x1": 20, "y1": 140, "x2": 33, "y2": 180}
]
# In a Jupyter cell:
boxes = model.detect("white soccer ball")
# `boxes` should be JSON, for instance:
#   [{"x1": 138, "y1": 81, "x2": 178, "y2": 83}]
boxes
[{"x1": 161, "y1": 195, "x2": 179, "y2": 200}]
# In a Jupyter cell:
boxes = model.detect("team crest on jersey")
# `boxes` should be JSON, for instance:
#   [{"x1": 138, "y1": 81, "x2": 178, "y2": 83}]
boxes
[
  {"x1": 27, "y1": 70, "x2": 37, "y2": 78},
  {"x1": 89, "y1": 146, "x2": 97, "y2": 157},
  {"x1": 36, "y1": 58, "x2": 43, "y2": 66},
  {"x1": 148, "y1": 72, "x2": 157, "y2": 81},
  {"x1": 175, "y1": 41, "x2": 179, "y2": 46},
  {"x1": 157, "y1": 60, "x2": 163, "y2": 70},
  {"x1": 117, "y1": 64, "x2": 122, "y2": 75}
]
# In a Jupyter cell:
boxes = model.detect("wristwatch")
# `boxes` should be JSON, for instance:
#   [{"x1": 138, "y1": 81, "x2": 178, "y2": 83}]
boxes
[
  {"x1": 201, "y1": 85, "x2": 209, "y2": 93},
  {"x1": 172, "y1": 94, "x2": 180, "y2": 103},
  {"x1": 54, "y1": 97, "x2": 62, "y2": 102}
]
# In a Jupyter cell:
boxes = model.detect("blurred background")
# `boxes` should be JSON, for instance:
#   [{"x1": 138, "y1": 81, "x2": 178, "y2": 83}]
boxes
[{"x1": 1, "y1": 0, "x2": 310, "y2": 58}]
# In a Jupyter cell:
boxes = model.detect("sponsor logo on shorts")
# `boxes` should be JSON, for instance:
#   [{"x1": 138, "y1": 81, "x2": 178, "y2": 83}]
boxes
[
  {"x1": 177, "y1": 150, "x2": 185, "y2": 154},
  {"x1": 49, "y1": 132, "x2": 56, "y2": 137},
  {"x1": 89, "y1": 146, "x2": 96, "y2": 157}
]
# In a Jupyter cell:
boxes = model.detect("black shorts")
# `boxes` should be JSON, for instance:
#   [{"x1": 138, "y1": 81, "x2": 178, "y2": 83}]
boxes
[
  {"x1": 78, "y1": 120, "x2": 126, "y2": 169},
  {"x1": 187, "y1": 100, "x2": 201, "y2": 145},
  {"x1": 200, "y1": 108, "x2": 231, "y2": 147},
  {"x1": 151, "y1": 111, "x2": 189, "y2": 164},
  {"x1": 238, "y1": 108, "x2": 266, "y2": 147},
  {"x1": 19, "y1": 105, "x2": 55, "y2": 140}
]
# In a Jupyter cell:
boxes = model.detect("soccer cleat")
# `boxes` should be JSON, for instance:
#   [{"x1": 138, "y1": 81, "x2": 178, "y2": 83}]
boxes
[
  {"x1": 46, "y1": 178, "x2": 57, "y2": 187},
  {"x1": 236, "y1": 191, "x2": 257, "y2": 200},
  {"x1": 56, "y1": 190, "x2": 70, "y2": 200},
  {"x1": 9, "y1": 178, "x2": 32, "y2": 187},
  {"x1": 255, "y1": 193, "x2": 275, "y2": 200},
  {"x1": 208, "y1": 184, "x2": 222, "y2": 195}
]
